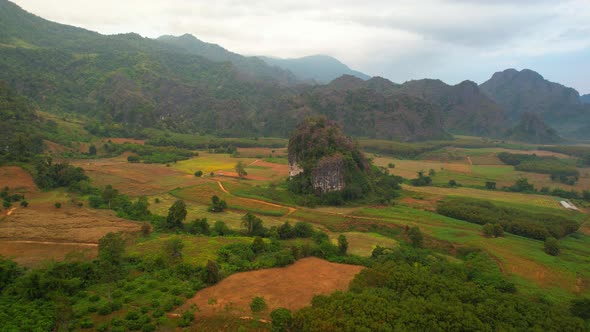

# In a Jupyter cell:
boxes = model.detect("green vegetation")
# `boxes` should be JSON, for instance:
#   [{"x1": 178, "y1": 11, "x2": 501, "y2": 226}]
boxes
[
  {"x1": 498, "y1": 152, "x2": 579, "y2": 184},
  {"x1": 250, "y1": 296, "x2": 267, "y2": 313},
  {"x1": 437, "y1": 197, "x2": 579, "y2": 240},
  {"x1": 293, "y1": 247, "x2": 585, "y2": 331},
  {"x1": 287, "y1": 117, "x2": 402, "y2": 205}
]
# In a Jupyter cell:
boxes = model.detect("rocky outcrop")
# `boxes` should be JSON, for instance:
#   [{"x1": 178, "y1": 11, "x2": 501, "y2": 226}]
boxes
[
  {"x1": 288, "y1": 117, "x2": 370, "y2": 195},
  {"x1": 311, "y1": 154, "x2": 345, "y2": 193}
]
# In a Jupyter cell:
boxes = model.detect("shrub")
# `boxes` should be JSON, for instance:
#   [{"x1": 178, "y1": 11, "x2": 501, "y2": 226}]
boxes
[
  {"x1": 54, "y1": 202, "x2": 62, "y2": 209},
  {"x1": 270, "y1": 308, "x2": 293, "y2": 332},
  {"x1": 338, "y1": 235, "x2": 348, "y2": 255},
  {"x1": 407, "y1": 226, "x2": 424, "y2": 248},
  {"x1": 387, "y1": 163, "x2": 395, "y2": 168},
  {"x1": 570, "y1": 298, "x2": 590, "y2": 320},
  {"x1": 544, "y1": 237, "x2": 560, "y2": 256},
  {"x1": 250, "y1": 296, "x2": 267, "y2": 313},
  {"x1": 482, "y1": 223, "x2": 495, "y2": 237},
  {"x1": 177, "y1": 310, "x2": 195, "y2": 327},
  {"x1": 208, "y1": 195, "x2": 227, "y2": 212},
  {"x1": 194, "y1": 170, "x2": 203, "y2": 177},
  {"x1": 141, "y1": 222, "x2": 151, "y2": 236}
]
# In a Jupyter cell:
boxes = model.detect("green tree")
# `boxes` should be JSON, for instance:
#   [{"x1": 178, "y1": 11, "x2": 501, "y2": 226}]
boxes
[
  {"x1": 278, "y1": 222, "x2": 294, "y2": 239},
  {"x1": 250, "y1": 296, "x2": 267, "y2": 313},
  {"x1": 164, "y1": 237, "x2": 184, "y2": 263},
  {"x1": 270, "y1": 308, "x2": 293, "y2": 332},
  {"x1": 294, "y1": 222, "x2": 314, "y2": 238},
  {"x1": 544, "y1": 237, "x2": 560, "y2": 256},
  {"x1": 98, "y1": 232, "x2": 125, "y2": 301},
  {"x1": 213, "y1": 221, "x2": 230, "y2": 236},
  {"x1": 165, "y1": 200, "x2": 187, "y2": 230},
  {"x1": 88, "y1": 145, "x2": 97, "y2": 156},
  {"x1": 235, "y1": 161, "x2": 247, "y2": 178},
  {"x1": 407, "y1": 226, "x2": 424, "y2": 248},
  {"x1": 101, "y1": 185, "x2": 118, "y2": 209},
  {"x1": 205, "y1": 260, "x2": 221, "y2": 284},
  {"x1": 208, "y1": 195, "x2": 227, "y2": 212},
  {"x1": 570, "y1": 298, "x2": 590, "y2": 320},
  {"x1": 241, "y1": 212, "x2": 264, "y2": 236},
  {"x1": 493, "y1": 224, "x2": 504, "y2": 237},
  {"x1": 485, "y1": 181, "x2": 496, "y2": 190},
  {"x1": 251, "y1": 236, "x2": 266, "y2": 254},
  {"x1": 187, "y1": 218, "x2": 210, "y2": 235},
  {"x1": 194, "y1": 170, "x2": 203, "y2": 177},
  {"x1": 482, "y1": 223, "x2": 495, "y2": 237},
  {"x1": 338, "y1": 234, "x2": 348, "y2": 255}
]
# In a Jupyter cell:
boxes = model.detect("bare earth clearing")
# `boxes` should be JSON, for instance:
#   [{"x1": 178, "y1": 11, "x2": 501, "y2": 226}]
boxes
[
  {"x1": 179, "y1": 257, "x2": 364, "y2": 317},
  {"x1": 0, "y1": 166, "x2": 141, "y2": 266}
]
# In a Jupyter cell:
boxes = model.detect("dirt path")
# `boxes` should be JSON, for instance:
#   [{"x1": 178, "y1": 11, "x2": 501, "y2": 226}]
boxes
[
  {"x1": 467, "y1": 156, "x2": 473, "y2": 166},
  {"x1": 247, "y1": 159, "x2": 260, "y2": 166},
  {"x1": 1, "y1": 240, "x2": 98, "y2": 247},
  {"x1": 217, "y1": 181, "x2": 297, "y2": 216}
]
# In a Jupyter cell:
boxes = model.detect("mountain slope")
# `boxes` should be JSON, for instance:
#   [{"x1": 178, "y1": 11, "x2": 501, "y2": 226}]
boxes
[
  {"x1": 294, "y1": 75, "x2": 450, "y2": 141},
  {"x1": 505, "y1": 112, "x2": 562, "y2": 144},
  {"x1": 582, "y1": 94, "x2": 590, "y2": 104},
  {"x1": 480, "y1": 68, "x2": 590, "y2": 138},
  {"x1": 395, "y1": 79, "x2": 507, "y2": 137},
  {"x1": 157, "y1": 34, "x2": 297, "y2": 84},
  {"x1": 259, "y1": 55, "x2": 370, "y2": 83}
]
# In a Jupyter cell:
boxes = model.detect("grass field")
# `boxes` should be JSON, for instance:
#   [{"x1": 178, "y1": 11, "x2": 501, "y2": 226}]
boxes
[{"x1": 129, "y1": 234, "x2": 253, "y2": 266}]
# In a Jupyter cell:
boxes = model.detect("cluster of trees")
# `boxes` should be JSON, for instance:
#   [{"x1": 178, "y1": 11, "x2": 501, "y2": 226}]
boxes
[
  {"x1": 88, "y1": 185, "x2": 157, "y2": 222},
  {"x1": 437, "y1": 197, "x2": 579, "y2": 240},
  {"x1": 409, "y1": 170, "x2": 433, "y2": 186},
  {"x1": 0, "y1": 81, "x2": 44, "y2": 164},
  {"x1": 502, "y1": 177, "x2": 590, "y2": 202},
  {"x1": 1, "y1": 187, "x2": 27, "y2": 209},
  {"x1": 291, "y1": 246, "x2": 587, "y2": 331},
  {"x1": 33, "y1": 157, "x2": 88, "y2": 190},
  {"x1": 498, "y1": 152, "x2": 579, "y2": 184},
  {"x1": 99, "y1": 142, "x2": 195, "y2": 164}
]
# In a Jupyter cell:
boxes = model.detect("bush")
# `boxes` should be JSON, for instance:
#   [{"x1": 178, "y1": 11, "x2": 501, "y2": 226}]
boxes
[
  {"x1": 250, "y1": 296, "x2": 267, "y2": 313},
  {"x1": 570, "y1": 298, "x2": 590, "y2": 320},
  {"x1": 437, "y1": 197, "x2": 578, "y2": 240},
  {"x1": 177, "y1": 310, "x2": 194, "y2": 327},
  {"x1": 208, "y1": 195, "x2": 227, "y2": 213},
  {"x1": 482, "y1": 223, "x2": 495, "y2": 237},
  {"x1": 271, "y1": 308, "x2": 293, "y2": 332},
  {"x1": 54, "y1": 202, "x2": 62, "y2": 209},
  {"x1": 388, "y1": 163, "x2": 395, "y2": 168},
  {"x1": 194, "y1": 170, "x2": 203, "y2": 177},
  {"x1": 407, "y1": 226, "x2": 423, "y2": 248},
  {"x1": 544, "y1": 237, "x2": 560, "y2": 256}
]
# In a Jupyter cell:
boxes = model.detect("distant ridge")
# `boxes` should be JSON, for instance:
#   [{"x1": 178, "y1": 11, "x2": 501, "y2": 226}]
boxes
[
  {"x1": 259, "y1": 55, "x2": 370, "y2": 83},
  {"x1": 581, "y1": 94, "x2": 590, "y2": 104},
  {"x1": 157, "y1": 34, "x2": 297, "y2": 84}
]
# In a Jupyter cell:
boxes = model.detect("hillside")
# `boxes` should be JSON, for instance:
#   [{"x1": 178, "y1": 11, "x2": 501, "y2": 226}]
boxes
[
  {"x1": 480, "y1": 69, "x2": 590, "y2": 137},
  {"x1": 259, "y1": 55, "x2": 370, "y2": 83},
  {"x1": 396, "y1": 79, "x2": 507, "y2": 137},
  {"x1": 295, "y1": 76, "x2": 451, "y2": 141},
  {"x1": 582, "y1": 94, "x2": 590, "y2": 104},
  {"x1": 157, "y1": 34, "x2": 297, "y2": 84},
  {"x1": 504, "y1": 112, "x2": 562, "y2": 144},
  {"x1": 0, "y1": 81, "x2": 44, "y2": 162}
]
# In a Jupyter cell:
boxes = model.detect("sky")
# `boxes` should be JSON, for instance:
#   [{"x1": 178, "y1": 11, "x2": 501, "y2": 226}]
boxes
[{"x1": 12, "y1": 0, "x2": 590, "y2": 94}]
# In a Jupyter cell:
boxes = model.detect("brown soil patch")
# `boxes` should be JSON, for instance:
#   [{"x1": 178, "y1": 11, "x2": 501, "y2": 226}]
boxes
[
  {"x1": 0, "y1": 166, "x2": 38, "y2": 194},
  {"x1": 43, "y1": 140, "x2": 70, "y2": 154},
  {"x1": 237, "y1": 148, "x2": 287, "y2": 158},
  {"x1": 70, "y1": 157, "x2": 204, "y2": 196},
  {"x1": 102, "y1": 138, "x2": 145, "y2": 145},
  {"x1": 180, "y1": 257, "x2": 363, "y2": 317},
  {"x1": 0, "y1": 241, "x2": 97, "y2": 267},
  {"x1": 0, "y1": 203, "x2": 140, "y2": 243}
]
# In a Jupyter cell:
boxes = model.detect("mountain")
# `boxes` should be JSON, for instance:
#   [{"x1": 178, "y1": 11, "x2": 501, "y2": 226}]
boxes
[
  {"x1": 293, "y1": 75, "x2": 450, "y2": 141},
  {"x1": 480, "y1": 69, "x2": 590, "y2": 137},
  {"x1": 505, "y1": 112, "x2": 562, "y2": 144},
  {"x1": 0, "y1": 0, "x2": 451, "y2": 141},
  {"x1": 157, "y1": 34, "x2": 297, "y2": 84},
  {"x1": 259, "y1": 55, "x2": 370, "y2": 83},
  {"x1": 393, "y1": 79, "x2": 507, "y2": 137},
  {"x1": 582, "y1": 94, "x2": 590, "y2": 104}
]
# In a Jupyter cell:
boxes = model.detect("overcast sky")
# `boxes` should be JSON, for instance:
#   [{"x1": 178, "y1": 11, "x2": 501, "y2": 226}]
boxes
[{"x1": 12, "y1": 0, "x2": 590, "y2": 94}]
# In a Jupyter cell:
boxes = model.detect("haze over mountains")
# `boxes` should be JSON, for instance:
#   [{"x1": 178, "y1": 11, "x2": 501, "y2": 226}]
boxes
[{"x1": 1, "y1": 0, "x2": 589, "y2": 143}]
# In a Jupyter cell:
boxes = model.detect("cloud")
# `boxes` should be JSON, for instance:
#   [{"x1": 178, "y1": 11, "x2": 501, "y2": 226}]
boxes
[{"x1": 11, "y1": 0, "x2": 590, "y2": 92}]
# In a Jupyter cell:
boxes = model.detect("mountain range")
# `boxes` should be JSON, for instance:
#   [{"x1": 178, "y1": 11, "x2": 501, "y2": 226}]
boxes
[
  {"x1": 258, "y1": 55, "x2": 370, "y2": 83},
  {"x1": 1, "y1": 0, "x2": 589, "y2": 143}
]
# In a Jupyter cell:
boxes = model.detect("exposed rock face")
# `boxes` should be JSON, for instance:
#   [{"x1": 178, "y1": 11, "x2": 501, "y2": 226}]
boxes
[
  {"x1": 289, "y1": 160, "x2": 303, "y2": 177},
  {"x1": 311, "y1": 154, "x2": 345, "y2": 193}
]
